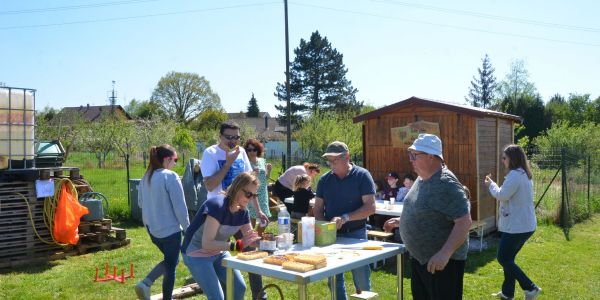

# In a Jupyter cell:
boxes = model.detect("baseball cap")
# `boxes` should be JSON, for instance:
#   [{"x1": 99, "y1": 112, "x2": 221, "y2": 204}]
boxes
[
  {"x1": 322, "y1": 141, "x2": 349, "y2": 157},
  {"x1": 408, "y1": 133, "x2": 444, "y2": 161},
  {"x1": 386, "y1": 172, "x2": 399, "y2": 180}
]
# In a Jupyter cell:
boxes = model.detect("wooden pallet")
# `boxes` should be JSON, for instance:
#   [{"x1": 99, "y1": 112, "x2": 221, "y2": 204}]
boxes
[
  {"x1": 151, "y1": 283, "x2": 203, "y2": 300},
  {"x1": 76, "y1": 237, "x2": 131, "y2": 255}
]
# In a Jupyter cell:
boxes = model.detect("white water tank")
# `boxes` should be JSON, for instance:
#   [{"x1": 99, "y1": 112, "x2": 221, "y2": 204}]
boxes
[{"x1": 0, "y1": 87, "x2": 35, "y2": 169}]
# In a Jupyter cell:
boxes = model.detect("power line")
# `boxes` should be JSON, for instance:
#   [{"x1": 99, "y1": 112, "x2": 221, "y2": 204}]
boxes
[
  {"x1": 0, "y1": 0, "x2": 160, "y2": 15},
  {"x1": 0, "y1": 2, "x2": 280, "y2": 31},
  {"x1": 373, "y1": 0, "x2": 600, "y2": 33},
  {"x1": 290, "y1": 2, "x2": 600, "y2": 47}
]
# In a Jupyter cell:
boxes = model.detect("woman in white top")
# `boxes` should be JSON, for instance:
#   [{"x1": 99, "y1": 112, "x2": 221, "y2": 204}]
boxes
[{"x1": 485, "y1": 144, "x2": 541, "y2": 300}]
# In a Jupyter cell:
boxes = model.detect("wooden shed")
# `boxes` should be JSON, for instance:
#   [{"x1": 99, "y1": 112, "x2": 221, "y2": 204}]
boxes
[{"x1": 353, "y1": 97, "x2": 522, "y2": 231}]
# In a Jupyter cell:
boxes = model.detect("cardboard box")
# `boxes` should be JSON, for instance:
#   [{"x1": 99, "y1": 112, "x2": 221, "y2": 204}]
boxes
[{"x1": 298, "y1": 220, "x2": 337, "y2": 246}]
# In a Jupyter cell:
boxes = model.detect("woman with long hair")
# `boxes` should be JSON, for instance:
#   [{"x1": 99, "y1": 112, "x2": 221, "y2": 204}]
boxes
[
  {"x1": 243, "y1": 139, "x2": 272, "y2": 230},
  {"x1": 485, "y1": 144, "x2": 541, "y2": 300},
  {"x1": 136, "y1": 145, "x2": 190, "y2": 300},
  {"x1": 181, "y1": 172, "x2": 261, "y2": 300}
]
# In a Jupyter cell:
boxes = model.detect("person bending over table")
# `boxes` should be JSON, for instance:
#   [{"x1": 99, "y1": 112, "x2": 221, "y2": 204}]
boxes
[
  {"x1": 181, "y1": 172, "x2": 261, "y2": 300},
  {"x1": 314, "y1": 141, "x2": 376, "y2": 300},
  {"x1": 273, "y1": 162, "x2": 320, "y2": 210}
]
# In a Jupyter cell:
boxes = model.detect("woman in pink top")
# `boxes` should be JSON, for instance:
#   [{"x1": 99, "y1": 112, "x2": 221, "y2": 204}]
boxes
[{"x1": 273, "y1": 162, "x2": 320, "y2": 210}]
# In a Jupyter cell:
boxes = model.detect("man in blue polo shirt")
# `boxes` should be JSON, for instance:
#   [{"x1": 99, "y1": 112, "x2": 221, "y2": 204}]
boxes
[{"x1": 314, "y1": 141, "x2": 376, "y2": 299}]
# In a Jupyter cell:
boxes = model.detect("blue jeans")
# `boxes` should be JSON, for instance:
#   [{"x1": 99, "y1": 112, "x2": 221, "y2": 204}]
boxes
[
  {"x1": 328, "y1": 227, "x2": 372, "y2": 300},
  {"x1": 497, "y1": 231, "x2": 537, "y2": 297},
  {"x1": 146, "y1": 230, "x2": 182, "y2": 300},
  {"x1": 183, "y1": 252, "x2": 246, "y2": 300}
]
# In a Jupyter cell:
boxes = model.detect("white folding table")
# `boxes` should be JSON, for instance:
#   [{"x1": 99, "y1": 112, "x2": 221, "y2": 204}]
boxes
[{"x1": 222, "y1": 237, "x2": 407, "y2": 300}]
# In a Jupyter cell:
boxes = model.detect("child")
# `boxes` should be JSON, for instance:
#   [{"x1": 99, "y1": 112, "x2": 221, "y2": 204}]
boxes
[
  {"x1": 396, "y1": 173, "x2": 416, "y2": 202},
  {"x1": 383, "y1": 172, "x2": 400, "y2": 200},
  {"x1": 291, "y1": 174, "x2": 315, "y2": 219}
]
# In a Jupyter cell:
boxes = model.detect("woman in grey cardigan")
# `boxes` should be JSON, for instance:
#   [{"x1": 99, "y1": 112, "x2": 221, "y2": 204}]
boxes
[
  {"x1": 136, "y1": 144, "x2": 190, "y2": 300},
  {"x1": 485, "y1": 144, "x2": 541, "y2": 300}
]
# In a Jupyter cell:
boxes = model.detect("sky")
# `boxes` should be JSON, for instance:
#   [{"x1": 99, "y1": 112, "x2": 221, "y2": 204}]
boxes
[{"x1": 1, "y1": 0, "x2": 599, "y2": 117}]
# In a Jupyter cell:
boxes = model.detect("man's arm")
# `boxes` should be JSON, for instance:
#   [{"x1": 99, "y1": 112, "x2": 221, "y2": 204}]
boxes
[
  {"x1": 313, "y1": 196, "x2": 325, "y2": 221},
  {"x1": 346, "y1": 194, "x2": 376, "y2": 221},
  {"x1": 427, "y1": 213, "x2": 472, "y2": 274}
]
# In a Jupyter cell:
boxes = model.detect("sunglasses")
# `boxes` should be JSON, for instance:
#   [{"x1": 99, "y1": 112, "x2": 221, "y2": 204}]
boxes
[
  {"x1": 171, "y1": 157, "x2": 178, "y2": 163},
  {"x1": 222, "y1": 134, "x2": 241, "y2": 141},
  {"x1": 241, "y1": 189, "x2": 258, "y2": 199},
  {"x1": 408, "y1": 152, "x2": 427, "y2": 161},
  {"x1": 502, "y1": 156, "x2": 507, "y2": 160},
  {"x1": 246, "y1": 148, "x2": 258, "y2": 152}
]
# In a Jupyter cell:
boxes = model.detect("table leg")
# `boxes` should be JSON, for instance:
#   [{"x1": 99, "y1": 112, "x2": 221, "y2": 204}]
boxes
[
  {"x1": 397, "y1": 253, "x2": 404, "y2": 300},
  {"x1": 226, "y1": 267, "x2": 233, "y2": 300},
  {"x1": 330, "y1": 275, "x2": 337, "y2": 300},
  {"x1": 298, "y1": 282, "x2": 307, "y2": 300}
]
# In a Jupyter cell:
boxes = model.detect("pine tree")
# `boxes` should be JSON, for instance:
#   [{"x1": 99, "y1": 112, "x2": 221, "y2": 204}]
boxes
[
  {"x1": 465, "y1": 54, "x2": 497, "y2": 109},
  {"x1": 246, "y1": 93, "x2": 260, "y2": 117},
  {"x1": 274, "y1": 31, "x2": 362, "y2": 127}
]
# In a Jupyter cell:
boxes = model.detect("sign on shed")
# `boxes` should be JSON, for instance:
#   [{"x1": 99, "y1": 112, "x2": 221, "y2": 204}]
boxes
[{"x1": 391, "y1": 120, "x2": 440, "y2": 148}]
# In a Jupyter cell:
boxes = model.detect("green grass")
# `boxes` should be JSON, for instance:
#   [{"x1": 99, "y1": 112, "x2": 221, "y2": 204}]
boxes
[{"x1": 1, "y1": 216, "x2": 600, "y2": 299}]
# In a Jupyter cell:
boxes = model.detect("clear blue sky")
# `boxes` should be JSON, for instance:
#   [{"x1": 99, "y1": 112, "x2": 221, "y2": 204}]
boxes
[{"x1": 1, "y1": 0, "x2": 599, "y2": 116}]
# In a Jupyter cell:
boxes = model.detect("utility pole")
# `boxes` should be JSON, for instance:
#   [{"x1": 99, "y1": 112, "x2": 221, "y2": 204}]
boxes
[{"x1": 284, "y1": 0, "x2": 292, "y2": 168}]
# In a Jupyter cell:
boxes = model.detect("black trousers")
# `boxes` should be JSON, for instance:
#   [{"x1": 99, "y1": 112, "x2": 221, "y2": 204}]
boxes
[
  {"x1": 411, "y1": 257, "x2": 466, "y2": 300},
  {"x1": 273, "y1": 180, "x2": 294, "y2": 210}
]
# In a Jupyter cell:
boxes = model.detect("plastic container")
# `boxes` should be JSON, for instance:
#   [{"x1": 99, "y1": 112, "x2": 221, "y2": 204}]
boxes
[
  {"x1": 277, "y1": 206, "x2": 291, "y2": 236},
  {"x1": 0, "y1": 87, "x2": 35, "y2": 168}
]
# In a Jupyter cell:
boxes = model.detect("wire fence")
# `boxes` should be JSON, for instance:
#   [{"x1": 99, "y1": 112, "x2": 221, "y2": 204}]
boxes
[{"x1": 528, "y1": 147, "x2": 600, "y2": 239}]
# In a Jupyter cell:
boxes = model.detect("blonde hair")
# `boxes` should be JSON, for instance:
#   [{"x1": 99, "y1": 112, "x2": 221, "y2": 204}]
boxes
[
  {"x1": 293, "y1": 174, "x2": 311, "y2": 192},
  {"x1": 225, "y1": 172, "x2": 260, "y2": 209}
]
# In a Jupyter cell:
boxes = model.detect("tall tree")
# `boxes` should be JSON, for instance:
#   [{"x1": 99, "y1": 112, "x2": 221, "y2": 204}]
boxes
[
  {"x1": 566, "y1": 93, "x2": 591, "y2": 126},
  {"x1": 274, "y1": 31, "x2": 362, "y2": 127},
  {"x1": 495, "y1": 59, "x2": 537, "y2": 110},
  {"x1": 246, "y1": 93, "x2": 260, "y2": 117},
  {"x1": 465, "y1": 54, "x2": 497, "y2": 108},
  {"x1": 151, "y1": 71, "x2": 221, "y2": 124},
  {"x1": 544, "y1": 93, "x2": 568, "y2": 129}
]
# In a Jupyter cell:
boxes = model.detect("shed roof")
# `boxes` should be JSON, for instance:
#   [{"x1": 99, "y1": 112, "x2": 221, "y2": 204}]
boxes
[{"x1": 353, "y1": 96, "x2": 522, "y2": 123}]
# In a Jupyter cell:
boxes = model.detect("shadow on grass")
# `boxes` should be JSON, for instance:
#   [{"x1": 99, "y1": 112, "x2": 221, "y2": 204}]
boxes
[{"x1": 0, "y1": 260, "x2": 58, "y2": 275}]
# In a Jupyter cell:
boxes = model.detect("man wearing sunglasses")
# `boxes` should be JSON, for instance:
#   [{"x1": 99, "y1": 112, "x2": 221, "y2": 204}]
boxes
[
  {"x1": 200, "y1": 121, "x2": 268, "y2": 300},
  {"x1": 313, "y1": 141, "x2": 376, "y2": 299},
  {"x1": 386, "y1": 133, "x2": 471, "y2": 300}
]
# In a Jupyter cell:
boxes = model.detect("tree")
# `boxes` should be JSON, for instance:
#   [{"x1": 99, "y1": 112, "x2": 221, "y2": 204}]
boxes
[
  {"x1": 293, "y1": 110, "x2": 362, "y2": 162},
  {"x1": 274, "y1": 31, "x2": 362, "y2": 127},
  {"x1": 495, "y1": 59, "x2": 537, "y2": 109},
  {"x1": 125, "y1": 98, "x2": 164, "y2": 119},
  {"x1": 173, "y1": 126, "x2": 196, "y2": 163},
  {"x1": 566, "y1": 93, "x2": 591, "y2": 126},
  {"x1": 465, "y1": 54, "x2": 497, "y2": 108},
  {"x1": 151, "y1": 71, "x2": 221, "y2": 124},
  {"x1": 36, "y1": 107, "x2": 88, "y2": 160},
  {"x1": 246, "y1": 93, "x2": 260, "y2": 117},
  {"x1": 544, "y1": 93, "x2": 568, "y2": 128}
]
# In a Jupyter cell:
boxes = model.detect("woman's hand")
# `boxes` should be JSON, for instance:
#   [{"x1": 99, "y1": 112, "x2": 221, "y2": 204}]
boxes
[
  {"x1": 383, "y1": 217, "x2": 400, "y2": 232},
  {"x1": 484, "y1": 174, "x2": 493, "y2": 187},
  {"x1": 242, "y1": 231, "x2": 261, "y2": 248},
  {"x1": 257, "y1": 210, "x2": 269, "y2": 225},
  {"x1": 266, "y1": 163, "x2": 272, "y2": 176}
]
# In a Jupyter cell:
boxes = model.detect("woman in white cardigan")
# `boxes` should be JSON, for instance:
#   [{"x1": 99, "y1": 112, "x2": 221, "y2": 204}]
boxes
[{"x1": 485, "y1": 144, "x2": 541, "y2": 300}]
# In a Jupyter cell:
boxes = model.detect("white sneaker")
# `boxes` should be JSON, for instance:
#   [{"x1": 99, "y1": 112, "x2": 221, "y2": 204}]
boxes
[
  {"x1": 524, "y1": 287, "x2": 541, "y2": 300},
  {"x1": 135, "y1": 281, "x2": 151, "y2": 300},
  {"x1": 491, "y1": 291, "x2": 513, "y2": 300}
]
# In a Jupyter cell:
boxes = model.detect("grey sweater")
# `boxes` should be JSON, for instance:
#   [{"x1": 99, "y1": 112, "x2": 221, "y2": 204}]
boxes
[{"x1": 139, "y1": 168, "x2": 190, "y2": 238}]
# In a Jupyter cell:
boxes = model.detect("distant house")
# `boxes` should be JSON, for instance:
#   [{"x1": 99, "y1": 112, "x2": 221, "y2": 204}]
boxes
[
  {"x1": 59, "y1": 104, "x2": 132, "y2": 122},
  {"x1": 227, "y1": 112, "x2": 285, "y2": 141}
]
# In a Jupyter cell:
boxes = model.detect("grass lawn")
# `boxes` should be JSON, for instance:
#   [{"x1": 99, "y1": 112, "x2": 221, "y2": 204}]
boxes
[{"x1": 1, "y1": 215, "x2": 599, "y2": 299}]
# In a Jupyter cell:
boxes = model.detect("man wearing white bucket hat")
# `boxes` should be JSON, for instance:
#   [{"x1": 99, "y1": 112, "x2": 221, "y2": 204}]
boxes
[{"x1": 386, "y1": 133, "x2": 472, "y2": 300}]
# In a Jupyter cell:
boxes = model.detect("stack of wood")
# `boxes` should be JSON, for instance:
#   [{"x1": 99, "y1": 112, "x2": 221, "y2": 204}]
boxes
[
  {"x1": 0, "y1": 181, "x2": 64, "y2": 269},
  {"x1": 0, "y1": 180, "x2": 130, "y2": 269}
]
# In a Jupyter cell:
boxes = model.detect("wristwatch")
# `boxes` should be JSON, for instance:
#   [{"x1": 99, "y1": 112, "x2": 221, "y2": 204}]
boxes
[{"x1": 341, "y1": 213, "x2": 350, "y2": 223}]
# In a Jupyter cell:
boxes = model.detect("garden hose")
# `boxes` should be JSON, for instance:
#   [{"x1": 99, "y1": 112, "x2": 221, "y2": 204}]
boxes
[{"x1": 14, "y1": 178, "x2": 78, "y2": 246}]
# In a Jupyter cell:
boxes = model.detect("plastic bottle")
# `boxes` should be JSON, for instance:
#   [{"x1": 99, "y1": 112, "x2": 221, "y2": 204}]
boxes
[{"x1": 277, "y1": 206, "x2": 291, "y2": 236}]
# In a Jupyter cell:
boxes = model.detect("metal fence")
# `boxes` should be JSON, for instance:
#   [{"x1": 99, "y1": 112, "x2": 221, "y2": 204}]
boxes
[{"x1": 528, "y1": 147, "x2": 600, "y2": 239}]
